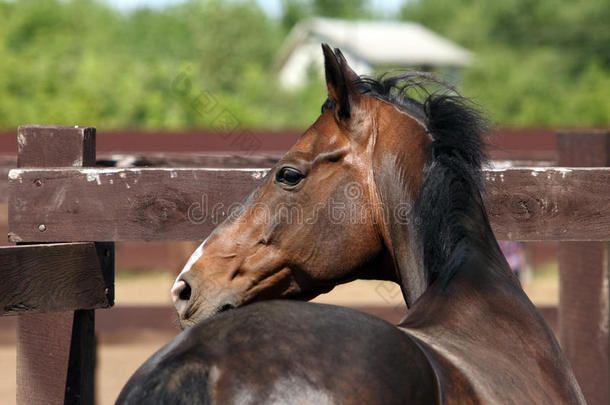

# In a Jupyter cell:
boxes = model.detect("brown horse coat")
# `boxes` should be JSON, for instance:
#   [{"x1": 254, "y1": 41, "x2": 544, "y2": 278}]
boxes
[{"x1": 118, "y1": 45, "x2": 585, "y2": 404}]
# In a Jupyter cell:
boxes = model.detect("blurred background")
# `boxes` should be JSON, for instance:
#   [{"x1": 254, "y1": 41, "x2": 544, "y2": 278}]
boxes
[
  {"x1": 0, "y1": 0, "x2": 608, "y2": 129},
  {"x1": 0, "y1": 0, "x2": 608, "y2": 403}
]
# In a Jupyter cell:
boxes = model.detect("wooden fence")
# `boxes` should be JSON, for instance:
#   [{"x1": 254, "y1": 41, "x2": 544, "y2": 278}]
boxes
[{"x1": 0, "y1": 125, "x2": 608, "y2": 405}]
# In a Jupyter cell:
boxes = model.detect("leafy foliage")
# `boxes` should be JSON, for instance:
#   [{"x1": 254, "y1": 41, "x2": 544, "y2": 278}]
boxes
[
  {"x1": 0, "y1": 0, "x2": 323, "y2": 129},
  {"x1": 280, "y1": 0, "x2": 370, "y2": 30},
  {"x1": 0, "y1": 0, "x2": 607, "y2": 130},
  {"x1": 401, "y1": 0, "x2": 610, "y2": 126}
]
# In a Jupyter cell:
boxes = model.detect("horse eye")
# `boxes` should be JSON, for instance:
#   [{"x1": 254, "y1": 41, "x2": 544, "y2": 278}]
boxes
[{"x1": 276, "y1": 167, "x2": 305, "y2": 186}]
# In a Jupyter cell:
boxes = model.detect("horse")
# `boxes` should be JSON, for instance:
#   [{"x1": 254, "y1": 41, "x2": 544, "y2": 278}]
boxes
[{"x1": 117, "y1": 45, "x2": 585, "y2": 404}]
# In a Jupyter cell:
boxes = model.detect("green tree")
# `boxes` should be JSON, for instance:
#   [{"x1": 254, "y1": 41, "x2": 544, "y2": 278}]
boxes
[
  {"x1": 280, "y1": 0, "x2": 371, "y2": 31},
  {"x1": 312, "y1": 0, "x2": 369, "y2": 19},
  {"x1": 400, "y1": 0, "x2": 610, "y2": 126},
  {"x1": 0, "y1": 0, "x2": 607, "y2": 129}
]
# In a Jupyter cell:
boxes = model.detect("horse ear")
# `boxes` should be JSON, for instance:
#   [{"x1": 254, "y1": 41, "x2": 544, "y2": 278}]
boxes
[
  {"x1": 321, "y1": 44, "x2": 360, "y2": 120},
  {"x1": 334, "y1": 48, "x2": 360, "y2": 85}
]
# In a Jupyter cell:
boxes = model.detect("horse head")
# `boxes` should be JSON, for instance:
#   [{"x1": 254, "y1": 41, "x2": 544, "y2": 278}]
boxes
[{"x1": 172, "y1": 45, "x2": 432, "y2": 328}]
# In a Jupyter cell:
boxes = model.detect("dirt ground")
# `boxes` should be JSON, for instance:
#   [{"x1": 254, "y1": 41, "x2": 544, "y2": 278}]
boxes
[{"x1": 0, "y1": 272, "x2": 558, "y2": 405}]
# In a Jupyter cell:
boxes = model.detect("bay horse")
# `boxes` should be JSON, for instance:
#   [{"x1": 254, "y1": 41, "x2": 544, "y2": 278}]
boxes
[{"x1": 117, "y1": 45, "x2": 585, "y2": 404}]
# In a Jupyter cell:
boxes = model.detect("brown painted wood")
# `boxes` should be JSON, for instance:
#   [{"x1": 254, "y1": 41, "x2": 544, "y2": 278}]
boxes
[
  {"x1": 8, "y1": 167, "x2": 268, "y2": 242},
  {"x1": 557, "y1": 131, "x2": 609, "y2": 405},
  {"x1": 1, "y1": 152, "x2": 553, "y2": 203},
  {"x1": 16, "y1": 311, "x2": 74, "y2": 405},
  {"x1": 0, "y1": 127, "x2": 559, "y2": 160},
  {"x1": 1, "y1": 151, "x2": 275, "y2": 205},
  {"x1": 0, "y1": 166, "x2": 9, "y2": 203},
  {"x1": 558, "y1": 130, "x2": 610, "y2": 167},
  {"x1": 96, "y1": 152, "x2": 282, "y2": 168},
  {"x1": 17, "y1": 125, "x2": 95, "y2": 168},
  {"x1": 7, "y1": 167, "x2": 610, "y2": 242},
  {"x1": 15, "y1": 125, "x2": 102, "y2": 405},
  {"x1": 485, "y1": 167, "x2": 610, "y2": 241},
  {"x1": 0, "y1": 242, "x2": 113, "y2": 315},
  {"x1": 557, "y1": 242, "x2": 609, "y2": 405}
]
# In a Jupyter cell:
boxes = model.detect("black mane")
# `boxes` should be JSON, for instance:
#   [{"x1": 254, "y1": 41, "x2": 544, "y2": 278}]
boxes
[
  {"x1": 324, "y1": 72, "x2": 493, "y2": 286},
  {"x1": 355, "y1": 72, "x2": 488, "y2": 181}
]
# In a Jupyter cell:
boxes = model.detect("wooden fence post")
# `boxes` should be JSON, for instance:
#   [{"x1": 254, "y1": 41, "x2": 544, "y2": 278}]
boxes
[
  {"x1": 15, "y1": 125, "x2": 106, "y2": 405},
  {"x1": 557, "y1": 130, "x2": 609, "y2": 405}
]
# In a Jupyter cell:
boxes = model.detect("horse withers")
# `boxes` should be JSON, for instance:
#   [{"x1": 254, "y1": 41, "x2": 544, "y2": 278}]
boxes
[{"x1": 118, "y1": 45, "x2": 585, "y2": 404}]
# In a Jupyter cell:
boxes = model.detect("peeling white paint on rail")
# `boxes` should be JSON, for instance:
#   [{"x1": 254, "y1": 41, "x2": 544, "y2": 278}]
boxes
[
  {"x1": 17, "y1": 133, "x2": 27, "y2": 149},
  {"x1": 483, "y1": 167, "x2": 583, "y2": 182},
  {"x1": 80, "y1": 168, "x2": 143, "y2": 185},
  {"x1": 8, "y1": 170, "x2": 22, "y2": 181},
  {"x1": 251, "y1": 170, "x2": 267, "y2": 180},
  {"x1": 555, "y1": 167, "x2": 573, "y2": 179},
  {"x1": 86, "y1": 172, "x2": 101, "y2": 185},
  {"x1": 9, "y1": 167, "x2": 271, "y2": 175},
  {"x1": 601, "y1": 260, "x2": 609, "y2": 335},
  {"x1": 524, "y1": 167, "x2": 574, "y2": 178},
  {"x1": 486, "y1": 167, "x2": 580, "y2": 173},
  {"x1": 476, "y1": 167, "x2": 582, "y2": 181},
  {"x1": 80, "y1": 168, "x2": 139, "y2": 175},
  {"x1": 529, "y1": 167, "x2": 546, "y2": 177}
]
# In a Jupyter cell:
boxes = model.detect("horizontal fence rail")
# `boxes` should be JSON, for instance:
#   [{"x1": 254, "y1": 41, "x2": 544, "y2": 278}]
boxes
[
  {"x1": 0, "y1": 153, "x2": 556, "y2": 204},
  {"x1": 9, "y1": 167, "x2": 268, "y2": 242},
  {"x1": 485, "y1": 168, "x2": 610, "y2": 241},
  {"x1": 0, "y1": 128, "x2": 558, "y2": 158},
  {"x1": 0, "y1": 242, "x2": 114, "y2": 316},
  {"x1": 7, "y1": 166, "x2": 610, "y2": 242}
]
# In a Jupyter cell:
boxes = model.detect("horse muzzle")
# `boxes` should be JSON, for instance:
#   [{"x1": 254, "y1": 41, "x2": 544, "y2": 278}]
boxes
[{"x1": 171, "y1": 274, "x2": 239, "y2": 329}]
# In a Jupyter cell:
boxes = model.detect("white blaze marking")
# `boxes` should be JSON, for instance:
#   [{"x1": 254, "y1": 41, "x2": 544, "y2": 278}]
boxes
[
  {"x1": 182, "y1": 242, "x2": 205, "y2": 274},
  {"x1": 174, "y1": 236, "x2": 211, "y2": 283}
]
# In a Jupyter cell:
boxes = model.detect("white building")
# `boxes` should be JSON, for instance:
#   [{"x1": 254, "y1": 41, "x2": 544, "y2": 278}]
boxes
[{"x1": 275, "y1": 17, "x2": 472, "y2": 89}]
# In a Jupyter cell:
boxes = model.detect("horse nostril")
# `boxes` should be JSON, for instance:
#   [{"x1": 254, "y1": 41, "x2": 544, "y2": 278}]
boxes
[
  {"x1": 171, "y1": 279, "x2": 192, "y2": 305},
  {"x1": 179, "y1": 282, "x2": 192, "y2": 301}
]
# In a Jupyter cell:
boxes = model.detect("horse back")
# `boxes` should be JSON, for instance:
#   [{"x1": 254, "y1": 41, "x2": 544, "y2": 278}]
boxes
[{"x1": 117, "y1": 301, "x2": 440, "y2": 405}]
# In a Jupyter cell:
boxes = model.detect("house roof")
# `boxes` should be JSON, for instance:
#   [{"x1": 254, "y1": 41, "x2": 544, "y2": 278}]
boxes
[{"x1": 276, "y1": 17, "x2": 472, "y2": 69}]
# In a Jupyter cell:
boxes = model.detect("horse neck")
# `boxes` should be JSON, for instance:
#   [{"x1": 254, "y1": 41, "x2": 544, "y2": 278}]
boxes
[
  {"x1": 415, "y1": 156, "x2": 512, "y2": 287},
  {"x1": 371, "y1": 122, "x2": 429, "y2": 307},
  {"x1": 396, "y1": 188, "x2": 581, "y2": 404},
  {"x1": 373, "y1": 131, "x2": 514, "y2": 308}
]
